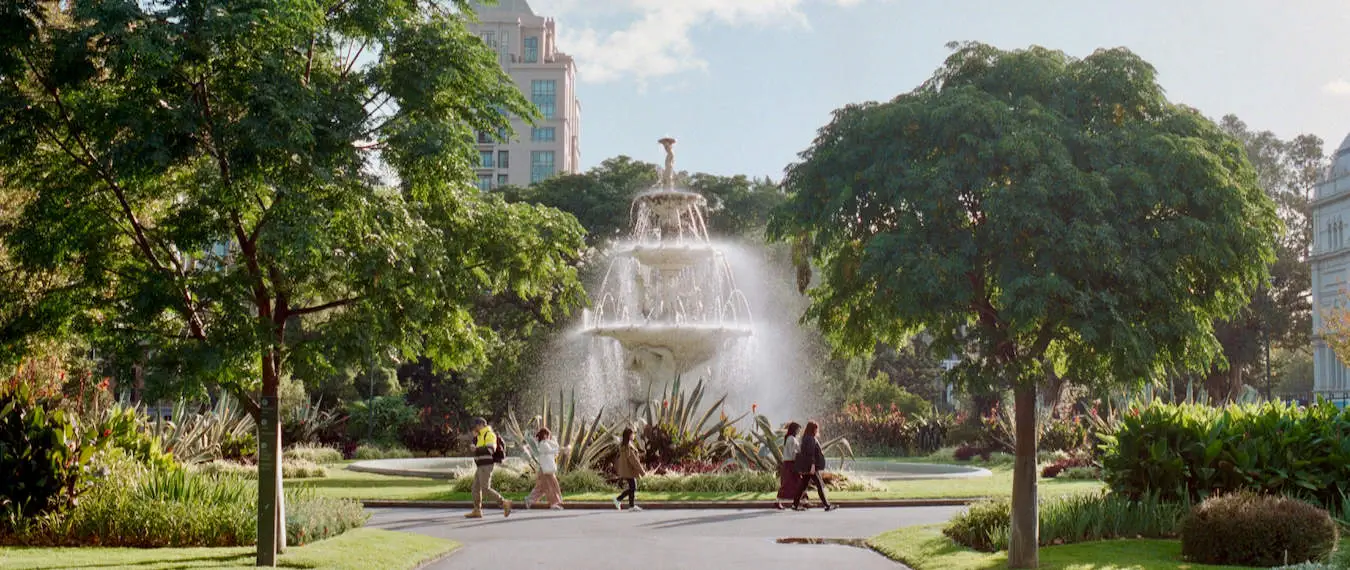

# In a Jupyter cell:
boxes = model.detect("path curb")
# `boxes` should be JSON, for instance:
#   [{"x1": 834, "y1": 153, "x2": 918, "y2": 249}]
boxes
[{"x1": 363, "y1": 498, "x2": 981, "y2": 510}]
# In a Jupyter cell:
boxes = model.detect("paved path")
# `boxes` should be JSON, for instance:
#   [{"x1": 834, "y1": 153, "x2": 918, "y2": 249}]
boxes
[{"x1": 368, "y1": 505, "x2": 961, "y2": 570}]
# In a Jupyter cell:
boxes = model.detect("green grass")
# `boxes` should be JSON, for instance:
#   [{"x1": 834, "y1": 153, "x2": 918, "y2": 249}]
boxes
[
  {"x1": 868, "y1": 525, "x2": 1250, "y2": 570},
  {"x1": 0, "y1": 528, "x2": 458, "y2": 570},
  {"x1": 307, "y1": 463, "x2": 1104, "y2": 502}
]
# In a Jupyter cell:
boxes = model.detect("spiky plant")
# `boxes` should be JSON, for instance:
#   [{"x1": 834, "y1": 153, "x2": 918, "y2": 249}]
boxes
[
  {"x1": 730, "y1": 414, "x2": 856, "y2": 471},
  {"x1": 505, "y1": 390, "x2": 614, "y2": 475}
]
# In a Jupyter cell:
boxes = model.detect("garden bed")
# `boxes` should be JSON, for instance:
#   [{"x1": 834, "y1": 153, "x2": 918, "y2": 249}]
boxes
[
  {"x1": 0, "y1": 528, "x2": 458, "y2": 570},
  {"x1": 868, "y1": 525, "x2": 1251, "y2": 570}
]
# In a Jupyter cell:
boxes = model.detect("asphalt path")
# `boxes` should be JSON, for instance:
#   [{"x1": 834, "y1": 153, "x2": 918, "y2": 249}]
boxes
[{"x1": 367, "y1": 505, "x2": 962, "y2": 570}]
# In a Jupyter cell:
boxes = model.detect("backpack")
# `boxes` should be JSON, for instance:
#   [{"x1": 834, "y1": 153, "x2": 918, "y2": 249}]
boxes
[{"x1": 492, "y1": 438, "x2": 506, "y2": 464}]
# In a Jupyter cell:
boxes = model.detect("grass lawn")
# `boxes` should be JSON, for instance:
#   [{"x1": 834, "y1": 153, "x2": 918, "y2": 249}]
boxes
[
  {"x1": 0, "y1": 528, "x2": 458, "y2": 570},
  {"x1": 303, "y1": 462, "x2": 1104, "y2": 502},
  {"x1": 868, "y1": 525, "x2": 1249, "y2": 570}
]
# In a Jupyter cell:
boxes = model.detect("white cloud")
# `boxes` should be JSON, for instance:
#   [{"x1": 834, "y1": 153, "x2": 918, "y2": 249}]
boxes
[
  {"x1": 532, "y1": 0, "x2": 868, "y2": 84},
  {"x1": 1324, "y1": 79, "x2": 1350, "y2": 96}
]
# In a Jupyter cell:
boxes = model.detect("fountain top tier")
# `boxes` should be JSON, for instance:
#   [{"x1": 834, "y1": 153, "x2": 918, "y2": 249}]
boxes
[{"x1": 630, "y1": 138, "x2": 711, "y2": 244}]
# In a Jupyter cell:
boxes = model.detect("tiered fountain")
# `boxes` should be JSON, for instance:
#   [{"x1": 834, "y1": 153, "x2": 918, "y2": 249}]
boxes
[{"x1": 580, "y1": 138, "x2": 753, "y2": 408}]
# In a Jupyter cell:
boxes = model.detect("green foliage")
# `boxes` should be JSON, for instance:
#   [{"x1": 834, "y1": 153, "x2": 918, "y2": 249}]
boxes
[
  {"x1": 1181, "y1": 492, "x2": 1338, "y2": 567},
  {"x1": 1100, "y1": 400, "x2": 1350, "y2": 507},
  {"x1": 500, "y1": 156, "x2": 660, "y2": 244},
  {"x1": 0, "y1": 381, "x2": 110, "y2": 522},
  {"x1": 220, "y1": 431, "x2": 258, "y2": 464},
  {"x1": 146, "y1": 397, "x2": 256, "y2": 465},
  {"x1": 281, "y1": 398, "x2": 346, "y2": 448},
  {"x1": 352, "y1": 444, "x2": 413, "y2": 460},
  {"x1": 345, "y1": 396, "x2": 417, "y2": 445},
  {"x1": 636, "y1": 377, "x2": 749, "y2": 468},
  {"x1": 1, "y1": 461, "x2": 363, "y2": 547},
  {"x1": 0, "y1": 0, "x2": 586, "y2": 449},
  {"x1": 944, "y1": 492, "x2": 1189, "y2": 553},
  {"x1": 99, "y1": 404, "x2": 177, "y2": 471},
  {"x1": 283, "y1": 445, "x2": 344, "y2": 465},
  {"x1": 194, "y1": 459, "x2": 328, "y2": 480},
  {"x1": 851, "y1": 373, "x2": 929, "y2": 415},
  {"x1": 505, "y1": 390, "x2": 614, "y2": 475},
  {"x1": 826, "y1": 402, "x2": 948, "y2": 456}
]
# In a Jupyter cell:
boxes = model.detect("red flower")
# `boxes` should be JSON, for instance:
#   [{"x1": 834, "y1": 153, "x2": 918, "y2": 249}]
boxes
[{"x1": 102, "y1": 429, "x2": 112, "y2": 438}]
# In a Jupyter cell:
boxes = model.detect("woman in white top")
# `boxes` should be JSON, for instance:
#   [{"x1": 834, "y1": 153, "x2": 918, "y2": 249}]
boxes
[
  {"x1": 776, "y1": 422, "x2": 802, "y2": 510},
  {"x1": 526, "y1": 427, "x2": 569, "y2": 509}
]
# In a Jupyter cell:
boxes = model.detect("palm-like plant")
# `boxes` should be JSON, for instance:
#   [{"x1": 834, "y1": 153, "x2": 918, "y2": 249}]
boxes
[
  {"x1": 505, "y1": 390, "x2": 614, "y2": 474},
  {"x1": 147, "y1": 396, "x2": 256, "y2": 464},
  {"x1": 730, "y1": 414, "x2": 856, "y2": 471},
  {"x1": 631, "y1": 376, "x2": 752, "y2": 468}
]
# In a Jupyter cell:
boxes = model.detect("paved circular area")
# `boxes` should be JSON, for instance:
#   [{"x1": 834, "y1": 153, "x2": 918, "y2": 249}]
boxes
[{"x1": 367, "y1": 505, "x2": 962, "y2": 570}]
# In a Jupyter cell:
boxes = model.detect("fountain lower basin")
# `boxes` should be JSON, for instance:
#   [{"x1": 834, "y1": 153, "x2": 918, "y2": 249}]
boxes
[{"x1": 612, "y1": 243, "x2": 719, "y2": 270}]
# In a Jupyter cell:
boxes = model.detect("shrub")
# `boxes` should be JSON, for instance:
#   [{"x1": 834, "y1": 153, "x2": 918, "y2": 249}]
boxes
[
  {"x1": 99, "y1": 404, "x2": 177, "y2": 471},
  {"x1": 284, "y1": 485, "x2": 367, "y2": 546},
  {"x1": 825, "y1": 402, "x2": 948, "y2": 456},
  {"x1": 283, "y1": 444, "x2": 344, "y2": 464},
  {"x1": 194, "y1": 459, "x2": 328, "y2": 480},
  {"x1": 220, "y1": 431, "x2": 258, "y2": 463},
  {"x1": 851, "y1": 374, "x2": 929, "y2": 416},
  {"x1": 1038, "y1": 415, "x2": 1088, "y2": 453},
  {"x1": 281, "y1": 399, "x2": 346, "y2": 447},
  {"x1": 944, "y1": 498, "x2": 1011, "y2": 552},
  {"x1": 1040, "y1": 451, "x2": 1096, "y2": 479},
  {"x1": 1057, "y1": 466, "x2": 1101, "y2": 480},
  {"x1": 0, "y1": 381, "x2": 111, "y2": 522},
  {"x1": 1101, "y1": 400, "x2": 1350, "y2": 508},
  {"x1": 944, "y1": 492, "x2": 1189, "y2": 552},
  {"x1": 345, "y1": 396, "x2": 417, "y2": 445},
  {"x1": 1180, "y1": 492, "x2": 1339, "y2": 567},
  {"x1": 952, "y1": 444, "x2": 981, "y2": 462},
  {"x1": 352, "y1": 444, "x2": 414, "y2": 460},
  {"x1": 400, "y1": 406, "x2": 461, "y2": 456}
]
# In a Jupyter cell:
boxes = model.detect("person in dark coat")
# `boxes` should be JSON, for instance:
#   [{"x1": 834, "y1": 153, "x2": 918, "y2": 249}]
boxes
[{"x1": 792, "y1": 420, "x2": 837, "y2": 511}]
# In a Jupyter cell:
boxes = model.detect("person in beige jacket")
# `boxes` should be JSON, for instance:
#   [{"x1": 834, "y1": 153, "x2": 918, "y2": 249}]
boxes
[{"x1": 613, "y1": 427, "x2": 644, "y2": 512}]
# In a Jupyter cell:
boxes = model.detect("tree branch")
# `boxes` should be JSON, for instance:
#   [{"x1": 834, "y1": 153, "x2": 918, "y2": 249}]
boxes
[{"x1": 290, "y1": 297, "x2": 362, "y2": 317}]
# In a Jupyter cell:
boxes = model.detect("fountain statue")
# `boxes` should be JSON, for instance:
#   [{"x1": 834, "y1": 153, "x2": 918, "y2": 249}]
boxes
[{"x1": 580, "y1": 138, "x2": 753, "y2": 408}]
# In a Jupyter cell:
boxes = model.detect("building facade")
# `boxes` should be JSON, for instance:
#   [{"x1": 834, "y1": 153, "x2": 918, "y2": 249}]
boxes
[
  {"x1": 1311, "y1": 133, "x2": 1350, "y2": 395},
  {"x1": 468, "y1": 0, "x2": 581, "y2": 190}
]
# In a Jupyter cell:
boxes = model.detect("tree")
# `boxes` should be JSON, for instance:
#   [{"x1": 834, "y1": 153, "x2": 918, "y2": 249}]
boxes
[
  {"x1": 686, "y1": 173, "x2": 786, "y2": 238},
  {"x1": 771, "y1": 43, "x2": 1277, "y2": 567},
  {"x1": 499, "y1": 155, "x2": 659, "y2": 245},
  {"x1": 0, "y1": 1, "x2": 585, "y2": 564},
  {"x1": 1196, "y1": 116, "x2": 1322, "y2": 400}
]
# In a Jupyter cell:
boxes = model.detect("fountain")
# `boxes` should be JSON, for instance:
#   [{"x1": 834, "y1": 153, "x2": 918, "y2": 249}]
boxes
[{"x1": 579, "y1": 138, "x2": 753, "y2": 408}]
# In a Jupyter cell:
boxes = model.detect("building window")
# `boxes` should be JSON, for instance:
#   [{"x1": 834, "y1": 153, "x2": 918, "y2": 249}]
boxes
[
  {"x1": 498, "y1": 150, "x2": 510, "y2": 168},
  {"x1": 481, "y1": 31, "x2": 496, "y2": 48},
  {"x1": 531, "y1": 127, "x2": 556, "y2": 142},
  {"x1": 523, "y1": 36, "x2": 539, "y2": 63},
  {"x1": 477, "y1": 131, "x2": 493, "y2": 144},
  {"x1": 531, "y1": 151, "x2": 555, "y2": 183},
  {"x1": 479, "y1": 150, "x2": 494, "y2": 168},
  {"x1": 500, "y1": 32, "x2": 510, "y2": 60},
  {"x1": 531, "y1": 80, "x2": 556, "y2": 119},
  {"x1": 497, "y1": 174, "x2": 509, "y2": 187},
  {"x1": 477, "y1": 174, "x2": 493, "y2": 191}
]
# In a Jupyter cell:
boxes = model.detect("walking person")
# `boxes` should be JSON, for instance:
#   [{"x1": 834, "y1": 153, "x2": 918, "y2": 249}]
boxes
[
  {"x1": 613, "y1": 427, "x2": 644, "y2": 512},
  {"x1": 467, "y1": 417, "x2": 512, "y2": 519},
  {"x1": 792, "y1": 421, "x2": 837, "y2": 512},
  {"x1": 775, "y1": 422, "x2": 802, "y2": 510},
  {"x1": 525, "y1": 427, "x2": 569, "y2": 510}
]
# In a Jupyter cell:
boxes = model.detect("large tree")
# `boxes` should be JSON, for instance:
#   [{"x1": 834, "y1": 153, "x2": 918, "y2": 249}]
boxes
[
  {"x1": 772, "y1": 43, "x2": 1277, "y2": 567},
  {"x1": 0, "y1": 1, "x2": 584, "y2": 564}
]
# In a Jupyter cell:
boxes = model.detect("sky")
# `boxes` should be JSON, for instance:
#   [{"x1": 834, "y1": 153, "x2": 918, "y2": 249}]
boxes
[{"x1": 526, "y1": 0, "x2": 1350, "y2": 179}]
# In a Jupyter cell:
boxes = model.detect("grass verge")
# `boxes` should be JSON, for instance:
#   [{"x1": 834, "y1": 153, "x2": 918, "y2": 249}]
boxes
[
  {"x1": 867, "y1": 524, "x2": 1249, "y2": 570},
  {"x1": 307, "y1": 463, "x2": 1103, "y2": 502},
  {"x1": 0, "y1": 528, "x2": 458, "y2": 570}
]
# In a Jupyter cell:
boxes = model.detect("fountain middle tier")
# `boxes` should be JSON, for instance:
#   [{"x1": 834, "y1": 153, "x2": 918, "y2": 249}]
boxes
[
  {"x1": 611, "y1": 242, "x2": 719, "y2": 271},
  {"x1": 581, "y1": 322, "x2": 752, "y2": 378}
]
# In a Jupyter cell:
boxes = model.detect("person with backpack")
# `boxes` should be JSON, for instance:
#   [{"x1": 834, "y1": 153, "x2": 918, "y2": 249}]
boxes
[
  {"x1": 467, "y1": 417, "x2": 512, "y2": 519},
  {"x1": 612, "y1": 427, "x2": 644, "y2": 512}
]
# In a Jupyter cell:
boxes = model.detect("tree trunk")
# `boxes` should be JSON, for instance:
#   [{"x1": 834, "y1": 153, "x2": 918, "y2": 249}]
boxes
[
  {"x1": 1008, "y1": 381, "x2": 1039, "y2": 568},
  {"x1": 256, "y1": 347, "x2": 283, "y2": 567}
]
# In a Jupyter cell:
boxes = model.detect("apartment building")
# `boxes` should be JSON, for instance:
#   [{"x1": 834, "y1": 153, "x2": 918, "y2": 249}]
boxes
[
  {"x1": 468, "y1": 0, "x2": 581, "y2": 190},
  {"x1": 1312, "y1": 133, "x2": 1350, "y2": 398}
]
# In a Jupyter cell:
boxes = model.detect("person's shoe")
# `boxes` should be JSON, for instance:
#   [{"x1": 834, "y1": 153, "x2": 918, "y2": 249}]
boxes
[
  {"x1": 791, "y1": 504, "x2": 805, "y2": 512},
  {"x1": 550, "y1": 504, "x2": 564, "y2": 510},
  {"x1": 464, "y1": 509, "x2": 483, "y2": 519},
  {"x1": 630, "y1": 505, "x2": 643, "y2": 512},
  {"x1": 503, "y1": 500, "x2": 513, "y2": 518},
  {"x1": 775, "y1": 502, "x2": 785, "y2": 511},
  {"x1": 613, "y1": 498, "x2": 622, "y2": 510},
  {"x1": 824, "y1": 504, "x2": 839, "y2": 512}
]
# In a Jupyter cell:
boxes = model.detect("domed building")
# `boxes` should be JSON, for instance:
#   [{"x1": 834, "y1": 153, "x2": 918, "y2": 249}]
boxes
[{"x1": 1311, "y1": 133, "x2": 1350, "y2": 398}]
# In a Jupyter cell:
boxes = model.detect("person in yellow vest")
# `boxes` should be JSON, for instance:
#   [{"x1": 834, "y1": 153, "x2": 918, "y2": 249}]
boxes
[{"x1": 467, "y1": 417, "x2": 511, "y2": 519}]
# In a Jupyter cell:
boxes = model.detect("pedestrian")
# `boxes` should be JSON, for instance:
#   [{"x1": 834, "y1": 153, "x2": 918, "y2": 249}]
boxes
[
  {"x1": 466, "y1": 417, "x2": 512, "y2": 519},
  {"x1": 792, "y1": 420, "x2": 837, "y2": 512},
  {"x1": 775, "y1": 421, "x2": 802, "y2": 510},
  {"x1": 613, "y1": 427, "x2": 644, "y2": 512},
  {"x1": 525, "y1": 427, "x2": 569, "y2": 510}
]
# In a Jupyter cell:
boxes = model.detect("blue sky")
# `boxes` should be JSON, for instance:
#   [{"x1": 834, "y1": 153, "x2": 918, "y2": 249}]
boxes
[{"x1": 531, "y1": 0, "x2": 1350, "y2": 179}]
